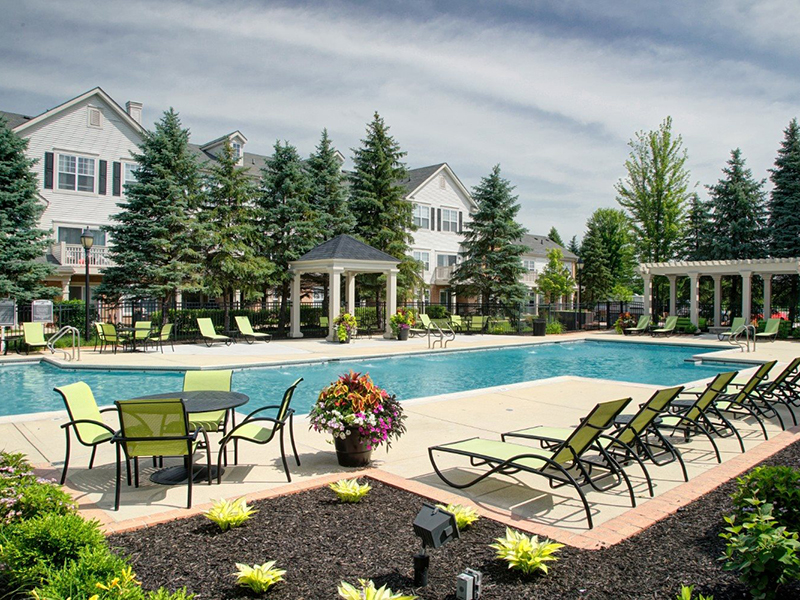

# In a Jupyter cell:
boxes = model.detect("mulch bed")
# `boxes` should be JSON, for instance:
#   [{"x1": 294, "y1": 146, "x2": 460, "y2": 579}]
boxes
[{"x1": 109, "y1": 441, "x2": 800, "y2": 600}]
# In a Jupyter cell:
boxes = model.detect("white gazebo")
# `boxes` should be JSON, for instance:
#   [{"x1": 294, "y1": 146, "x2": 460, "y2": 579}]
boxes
[
  {"x1": 639, "y1": 257, "x2": 800, "y2": 326},
  {"x1": 288, "y1": 235, "x2": 401, "y2": 341}
]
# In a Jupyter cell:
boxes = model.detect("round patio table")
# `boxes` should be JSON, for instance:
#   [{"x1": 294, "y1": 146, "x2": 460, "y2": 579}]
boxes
[{"x1": 129, "y1": 390, "x2": 249, "y2": 485}]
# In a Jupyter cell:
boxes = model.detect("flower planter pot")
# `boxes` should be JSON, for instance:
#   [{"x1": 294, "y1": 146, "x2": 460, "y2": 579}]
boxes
[
  {"x1": 339, "y1": 335, "x2": 350, "y2": 344},
  {"x1": 397, "y1": 328, "x2": 409, "y2": 341},
  {"x1": 334, "y1": 431, "x2": 373, "y2": 467}
]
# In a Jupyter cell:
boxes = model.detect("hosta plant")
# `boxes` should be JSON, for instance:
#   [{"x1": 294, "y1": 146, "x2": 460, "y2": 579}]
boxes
[
  {"x1": 234, "y1": 561, "x2": 285, "y2": 593},
  {"x1": 338, "y1": 578, "x2": 417, "y2": 600},
  {"x1": 435, "y1": 503, "x2": 479, "y2": 530},
  {"x1": 677, "y1": 584, "x2": 714, "y2": 600},
  {"x1": 204, "y1": 498, "x2": 257, "y2": 531},
  {"x1": 490, "y1": 527, "x2": 564, "y2": 575},
  {"x1": 330, "y1": 479, "x2": 372, "y2": 503}
]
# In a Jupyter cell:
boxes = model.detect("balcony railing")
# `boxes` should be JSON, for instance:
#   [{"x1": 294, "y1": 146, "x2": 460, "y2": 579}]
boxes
[
  {"x1": 50, "y1": 243, "x2": 113, "y2": 267},
  {"x1": 433, "y1": 265, "x2": 537, "y2": 285}
]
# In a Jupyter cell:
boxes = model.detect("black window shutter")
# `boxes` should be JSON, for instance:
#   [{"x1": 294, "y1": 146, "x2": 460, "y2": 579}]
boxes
[
  {"x1": 430, "y1": 207, "x2": 435, "y2": 230},
  {"x1": 44, "y1": 152, "x2": 54, "y2": 189},
  {"x1": 98, "y1": 160, "x2": 107, "y2": 195},
  {"x1": 458, "y1": 211, "x2": 463, "y2": 234},
  {"x1": 437, "y1": 208, "x2": 442, "y2": 232},
  {"x1": 112, "y1": 162, "x2": 121, "y2": 196}
]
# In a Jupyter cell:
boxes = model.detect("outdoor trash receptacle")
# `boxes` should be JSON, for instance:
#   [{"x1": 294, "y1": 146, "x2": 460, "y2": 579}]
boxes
[{"x1": 533, "y1": 319, "x2": 546, "y2": 336}]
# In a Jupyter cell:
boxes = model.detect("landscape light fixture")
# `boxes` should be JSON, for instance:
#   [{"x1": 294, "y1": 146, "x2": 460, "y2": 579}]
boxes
[
  {"x1": 456, "y1": 568, "x2": 482, "y2": 600},
  {"x1": 80, "y1": 227, "x2": 94, "y2": 342},
  {"x1": 412, "y1": 503, "x2": 459, "y2": 587}
]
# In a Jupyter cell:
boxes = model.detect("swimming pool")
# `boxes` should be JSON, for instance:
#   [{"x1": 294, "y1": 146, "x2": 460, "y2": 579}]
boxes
[{"x1": 0, "y1": 340, "x2": 729, "y2": 418}]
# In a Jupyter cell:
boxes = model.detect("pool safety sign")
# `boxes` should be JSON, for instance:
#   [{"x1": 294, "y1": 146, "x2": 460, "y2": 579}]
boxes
[
  {"x1": 0, "y1": 300, "x2": 15, "y2": 327},
  {"x1": 31, "y1": 300, "x2": 54, "y2": 323}
]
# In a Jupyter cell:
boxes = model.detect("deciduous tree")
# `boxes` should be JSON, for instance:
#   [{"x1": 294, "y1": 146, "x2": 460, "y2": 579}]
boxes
[{"x1": 536, "y1": 248, "x2": 575, "y2": 304}]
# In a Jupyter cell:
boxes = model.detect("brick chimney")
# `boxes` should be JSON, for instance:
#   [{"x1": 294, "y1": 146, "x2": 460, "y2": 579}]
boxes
[{"x1": 125, "y1": 101, "x2": 143, "y2": 125}]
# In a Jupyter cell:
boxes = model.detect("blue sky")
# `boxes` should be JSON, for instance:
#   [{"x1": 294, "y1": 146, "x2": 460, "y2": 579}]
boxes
[{"x1": 1, "y1": 0, "x2": 797, "y2": 242}]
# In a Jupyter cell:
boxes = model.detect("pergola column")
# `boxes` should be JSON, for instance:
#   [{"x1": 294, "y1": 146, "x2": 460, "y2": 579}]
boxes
[
  {"x1": 533, "y1": 290, "x2": 539, "y2": 317},
  {"x1": 327, "y1": 267, "x2": 344, "y2": 341},
  {"x1": 712, "y1": 274, "x2": 722, "y2": 327},
  {"x1": 762, "y1": 274, "x2": 772, "y2": 319},
  {"x1": 346, "y1": 272, "x2": 356, "y2": 314},
  {"x1": 289, "y1": 271, "x2": 303, "y2": 338},
  {"x1": 688, "y1": 271, "x2": 699, "y2": 326},
  {"x1": 642, "y1": 273, "x2": 652, "y2": 317},
  {"x1": 384, "y1": 268, "x2": 398, "y2": 339},
  {"x1": 667, "y1": 275, "x2": 677, "y2": 315},
  {"x1": 741, "y1": 270, "x2": 752, "y2": 321}
]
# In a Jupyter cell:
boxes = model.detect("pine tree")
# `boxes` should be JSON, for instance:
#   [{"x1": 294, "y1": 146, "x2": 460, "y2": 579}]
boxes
[
  {"x1": 0, "y1": 116, "x2": 54, "y2": 302},
  {"x1": 547, "y1": 226, "x2": 564, "y2": 247},
  {"x1": 706, "y1": 148, "x2": 768, "y2": 260},
  {"x1": 349, "y1": 113, "x2": 417, "y2": 311},
  {"x1": 578, "y1": 208, "x2": 635, "y2": 304},
  {"x1": 202, "y1": 139, "x2": 274, "y2": 329},
  {"x1": 567, "y1": 235, "x2": 581, "y2": 256},
  {"x1": 536, "y1": 248, "x2": 575, "y2": 304},
  {"x1": 683, "y1": 193, "x2": 712, "y2": 260},
  {"x1": 578, "y1": 232, "x2": 611, "y2": 305},
  {"x1": 308, "y1": 129, "x2": 354, "y2": 238},
  {"x1": 258, "y1": 140, "x2": 318, "y2": 333},
  {"x1": 99, "y1": 109, "x2": 203, "y2": 313},
  {"x1": 451, "y1": 165, "x2": 528, "y2": 307}
]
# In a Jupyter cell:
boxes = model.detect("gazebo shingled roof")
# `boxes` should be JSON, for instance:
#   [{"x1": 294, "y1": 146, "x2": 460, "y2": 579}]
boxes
[{"x1": 295, "y1": 235, "x2": 400, "y2": 263}]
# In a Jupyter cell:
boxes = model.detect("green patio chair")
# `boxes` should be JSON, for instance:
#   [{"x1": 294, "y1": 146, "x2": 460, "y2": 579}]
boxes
[
  {"x1": 503, "y1": 386, "x2": 687, "y2": 496},
  {"x1": 755, "y1": 318, "x2": 781, "y2": 343},
  {"x1": 410, "y1": 313, "x2": 432, "y2": 337},
  {"x1": 468, "y1": 315, "x2": 490, "y2": 333},
  {"x1": 113, "y1": 397, "x2": 211, "y2": 510},
  {"x1": 655, "y1": 371, "x2": 739, "y2": 461},
  {"x1": 21, "y1": 322, "x2": 48, "y2": 354},
  {"x1": 99, "y1": 322, "x2": 127, "y2": 354},
  {"x1": 449, "y1": 314, "x2": 464, "y2": 333},
  {"x1": 713, "y1": 360, "x2": 783, "y2": 432},
  {"x1": 718, "y1": 317, "x2": 746, "y2": 341},
  {"x1": 650, "y1": 316, "x2": 678, "y2": 337},
  {"x1": 92, "y1": 322, "x2": 104, "y2": 352},
  {"x1": 217, "y1": 378, "x2": 303, "y2": 484},
  {"x1": 235, "y1": 316, "x2": 271, "y2": 344},
  {"x1": 429, "y1": 397, "x2": 634, "y2": 529},
  {"x1": 624, "y1": 315, "x2": 651, "y2": 336},
  {"x1": 54, "y1": 382, "x2": 117, "y2": 485},
  {"x1": 196, "y1": 317, "x2": 232, "y2": 347},
  {"x1": 730, "y1": 358, "x2": 800, "y2": 425},
  {"x1": 184, "y1": 369, "x2": 234, "y2": 460},
  {"x1": 132, "y1": 320, "x2": 153, "y2": 350},
  {"x1": 150, "y1": 323, "x2": 174, "y2": 353}
]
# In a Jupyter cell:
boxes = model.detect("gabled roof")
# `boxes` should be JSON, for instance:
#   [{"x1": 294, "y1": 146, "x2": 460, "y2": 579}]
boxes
[
  {"x1": 188, "y1": 144, "x2": 268, "y2": 177},
  {"x1": 400, "y1": 163, "x2": 476, "y2": 209},
  {"x1": 295, "y1": 235, "x2": 400, "y2": 263},
  {"x1": 522, "y1": 234, "x2": 577, "y2": 260},
  {"x1": 0, "y1": 110, "x2": 33, "y2": 130},
  {"x1": 6, "y1": 87, "x2": 146, "y2": 135},
  {"x1": 199, "y1": 130, "x2": 248, "y2": 151}
]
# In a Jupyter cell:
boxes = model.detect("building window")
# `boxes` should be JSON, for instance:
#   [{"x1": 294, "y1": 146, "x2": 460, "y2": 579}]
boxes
[
  {"x1": 231, "y1": 142, "x2": 242, "y2": 159},
  {"x1": 123, "y1": 162, "x2": 137, "y2": 191},
  {"x1": 522, "y1": 259, "x2": 536, "y2": 271},
  {"x1": 58, "y1": 226, "x2": 106, "y2": 246},
  {"x1": 412, "y1": 251, "x2": 430, "y2": 271},
  {"x1": 412, "y1": 204, "x2": 429, "y2": 229},
  {"x1": 441, "y1": 208, "x2": 458, "y2": 232},
  {"x1": 58, "y1": 154, "x2": 95, "y2": 192},
  {"x1": 437, "y1": 254, "x2": 457, "y2": 267}
]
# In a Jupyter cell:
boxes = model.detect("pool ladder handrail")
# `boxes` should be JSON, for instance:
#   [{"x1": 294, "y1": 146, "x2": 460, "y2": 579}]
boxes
[
  {"x1": 428, "y1": 320, "x2": 456, "y2": 349},
  {"x1": 729, "y1": 324, "x2": 755, "y2": 353},
  {"x1": 47, "y1": 326, "x2": 81, "y2": 362}
]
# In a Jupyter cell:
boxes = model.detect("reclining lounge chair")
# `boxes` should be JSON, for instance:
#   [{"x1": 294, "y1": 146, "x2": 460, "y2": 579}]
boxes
[
  {"x1": 624, "y1": 315, "x2": 651, "y2": 336},
  {"x1": 196, "y1": 317, "x2": 232, "y2": 347},
  {"x1": 650, "y1": 316, "x2": 678, "y2": 337}
]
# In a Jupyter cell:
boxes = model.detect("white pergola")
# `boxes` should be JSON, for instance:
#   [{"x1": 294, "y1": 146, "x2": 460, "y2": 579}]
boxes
[
  {"x1": 288, "y1": 235, "x2": 401, "y2": 341},
  {"x1": 639, "y1": 257, "x2": 800, "y2": 326}
]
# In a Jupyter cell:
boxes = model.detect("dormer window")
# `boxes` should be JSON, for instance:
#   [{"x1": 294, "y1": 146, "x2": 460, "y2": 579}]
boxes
[{"x1": 231, "y1": 142, "x2": 242, "y2": 159}]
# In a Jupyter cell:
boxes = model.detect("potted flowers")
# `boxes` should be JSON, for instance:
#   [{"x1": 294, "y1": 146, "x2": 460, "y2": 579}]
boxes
[
  {"x1": 390, "y1": 308, "x2": 415, "y2": 341},
  {"x1": 309, "y1": 371, "x2": 407, "y2": 467},
  {"x1": 333, "y1": 312, "x2": 358, "y2": 343}
]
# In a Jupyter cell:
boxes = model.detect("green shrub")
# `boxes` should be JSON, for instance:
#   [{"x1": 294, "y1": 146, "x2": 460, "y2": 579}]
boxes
[
  {"x1": 677, "y1": 584, "x2": 714, "y2": 600},
  {"x1": 234, "y1": 561, "x2": 285, "y2": 593},
  {"x1": 426, "y1": 305, "x2": 448, "y2": 319},
  {"x1": 720, "y1": 501, "x2": 800, "y2": 600},
  {"x1": 204, "y1": 497, "x2": 257, "y2": 531},
  {"x1": 435, "y1": 503, "x2": 479, "y2": 530},
  {"x1": 732, "y1": 466, "x2": 800, "y2": 532},
  {"x1": 338, "y1": 579, "x2": 416, "y2": 599},
  {"x1": 0, "y1": 452, "x2": 75, "y2": 523},
  {"x1": 698, "y1": 317, "x2": 708, "y2": 331},
  {"x1": 330, "y1": 479, "x2": 372, "y2": 503},
  {"x1": 33, "y1": 545, "x2": 134, "y2": 600},
  {"x1": 490, "y1": 527, "x2": 564, "y2": 575},
  {"x1": 545, "y1": 321, "x2": 564, "y2": 335},
  {"x1": 146, "y1": 587, "x2": 196, "y2": 600}
]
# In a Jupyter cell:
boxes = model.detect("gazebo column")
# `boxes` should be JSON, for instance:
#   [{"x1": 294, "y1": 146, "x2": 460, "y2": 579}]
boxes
[
  {"x1": 533, "y1": 290, "x2": 539, "y2": 317},
  {"x1": 762, "y1": 274, "x2": 772, "y2": 319},
  {"x1": 327, "y1": 267, "x2": 344, "y2": 341},
  {"x1": 712, "y1": 274, "x2": 722, "y2": 327},
  {"x1": 346, "y1": 272, "x2": 356, "y2": 314},
  {"x1": 667, "y1": 275, "x2": 677, "y2": 315},
  {"x1": 642, "y1": 273, "x2": 652, "y2": 318},
  {"x1": 384, "y1": 268, "x2": 398, "y2": 339},
  {"x1": 289, "y1": 271, "x2": 303, "y2": 338},
  {"x1": 741, "y1": 270, "x2": 752, "y2": 321},
  {"x1": 688, "y1": 271, "x2": 699, "y2": 326}
]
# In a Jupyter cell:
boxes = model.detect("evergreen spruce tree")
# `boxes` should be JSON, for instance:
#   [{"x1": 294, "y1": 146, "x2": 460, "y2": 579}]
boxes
[
  {"x1": 768, "y1": 119, "x2": 800, "y2": 320},
  {"x1": 99, "y1": 109, "x2": 203, "y2": 315},
  {"x1": 567, "y1": 235, "x2": 581, "y2": 257},
  {"x1": 451, "y1": 165, "x2": 528, "y2": 307},
  {"x1": 0, "y1": 117, "x2": 54, "y2": 301},
  {"x1": 547, "y1": 226, "x2": 564, "y2": 247},
  {"x1": 349, "y1": 113, "x2": 417, "y2": 313},
  {"x1": 683, "y1": 193, "x2": 712, "y2": 260},
  {"x1": 578, "y1": 232, "x2": 611, "y2": 305},
  {"x1": 202, "y1": 140, "x2": 274, "y2": 329},
  {"x1": 308, "y1": 129, "x2": 354, "y2": 238},
  {"x1": 258, "y1": 140, "x2": 318, "y2": 333},
  {"x1": 578, "y1": 208, "x2": 635, "y2": 303},
  {"x1": 536, "y1": 248, "x2": 575, "y2": 304}
]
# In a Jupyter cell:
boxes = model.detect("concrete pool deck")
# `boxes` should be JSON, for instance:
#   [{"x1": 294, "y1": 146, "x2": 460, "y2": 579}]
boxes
[{"x1": 5, "y1": 331, "x2": 800, "y2": 547}]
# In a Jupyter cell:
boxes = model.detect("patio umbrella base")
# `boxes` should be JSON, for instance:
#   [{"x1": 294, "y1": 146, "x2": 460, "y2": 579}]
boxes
[{"x1": 150, "y1": 464, "x2": 221, "y2": 485}]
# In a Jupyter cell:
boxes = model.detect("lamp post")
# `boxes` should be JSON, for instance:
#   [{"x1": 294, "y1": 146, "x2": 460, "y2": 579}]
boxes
[
  {"x1": 576, "y1": 257, "x2": 583, "y2": 329},
  {"x1": 80, "y1": 227, "x2": 94, "y2": 343}
]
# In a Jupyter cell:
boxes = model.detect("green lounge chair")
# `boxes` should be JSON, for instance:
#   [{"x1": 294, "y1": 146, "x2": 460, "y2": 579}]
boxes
[
  {"x1": 449, "y1": 314, "x2": 464, "y2": 333},
  {"x1": 624, "y1": 315, "x2": 651, "y2": 336},
  {"x1": 150, "y1": 323, "x2": 174, "y2": 353},
  {"x1": 21, "y1": 322, "x2": 48, "y2": 354},
  {"x1": 755, "y1": 318, "x2": 781, "y2": 343},
  {"x1": 468, "y1": 315, "x2": 490, "y2": 333},
  {"x1": 54, "y1": 382, "x2": 117, "y2": 485},
  {"x1": 410, "y1": 313, "x2": 432, "y2": 338},
  {"x1": 718, "y1": 317, "x2": 746, "y2": 341},
  {"x1": 196, "y1": 317, "x2": 232, "y2": 347},
  {"x1": 713, "y1": 360, "x2": 783, "y2": 432},
  {"x1": 217, "y1": 378, "x2": 303, "y2": 483},
  {"x1": 503, "y1": 386, "x2": 687, "y2": 495},
  {"x1": 731, "y1": 358, "x2": 800, "y2": 425},
  {"x1": 650, "y1": 316, "x2": 678, "y2": 337},
  {"x1": 235, "y1": 316, "x2": 271, "y2": 344},
  {"x1": 655, "y1": 371, "x2": 739, "y2": 462},
  {"x1": 429, "y1": 397, "x2": 633, "y2": 529}
]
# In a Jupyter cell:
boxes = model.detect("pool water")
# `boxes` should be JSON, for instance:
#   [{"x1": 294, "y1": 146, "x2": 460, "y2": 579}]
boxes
[{"x1": 0, "y1": 341, "x2": 726, "y2": 418}]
